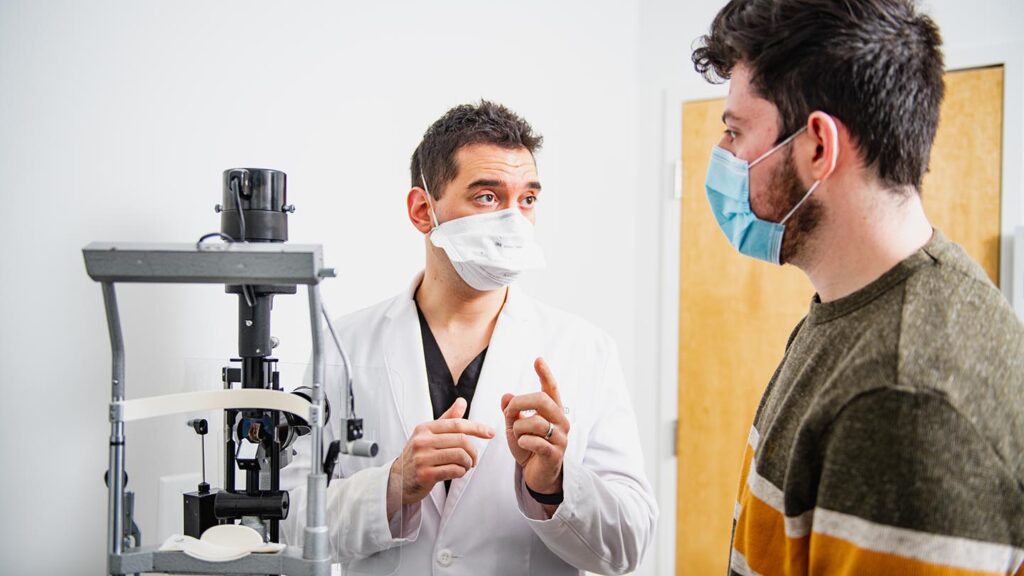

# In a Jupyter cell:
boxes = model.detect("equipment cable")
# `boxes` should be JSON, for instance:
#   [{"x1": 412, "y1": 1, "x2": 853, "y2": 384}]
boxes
[{"x1": 320, "y1": 303, "x2": 357, "y2": 421}]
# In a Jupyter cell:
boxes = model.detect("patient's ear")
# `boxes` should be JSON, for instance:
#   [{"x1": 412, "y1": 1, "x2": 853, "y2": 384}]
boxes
[{"x1": 806, "y1": 111, "x2": 840, "y2": 182}]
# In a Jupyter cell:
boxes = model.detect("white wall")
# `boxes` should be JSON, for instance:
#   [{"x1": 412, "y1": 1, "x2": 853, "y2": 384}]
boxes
[
  {"x1": 0, "y1": 1, "x2": 642, "y2": 573},
  {"x1": 634, "y1": 0, "x2": 1024, "y2": 574}
]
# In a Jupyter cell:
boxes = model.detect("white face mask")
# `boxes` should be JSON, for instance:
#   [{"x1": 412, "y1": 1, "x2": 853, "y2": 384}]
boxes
[{"x1": 420, "y1": 172, "x2": 546, "y2": 292}]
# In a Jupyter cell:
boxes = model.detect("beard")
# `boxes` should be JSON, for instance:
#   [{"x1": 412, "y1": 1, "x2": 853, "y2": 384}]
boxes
[{"x1": 766, "y1": 147, "x2": 823, "y2": 265}]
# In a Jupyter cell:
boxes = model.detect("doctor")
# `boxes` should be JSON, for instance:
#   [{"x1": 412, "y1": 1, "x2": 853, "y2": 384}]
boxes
[{"x1": 284, "y1": 100, "x2": 657, "y2": 575}]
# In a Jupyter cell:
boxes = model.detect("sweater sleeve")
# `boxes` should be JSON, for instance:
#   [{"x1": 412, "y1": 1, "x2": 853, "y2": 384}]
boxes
[{"x1": 810, "y1": 387, "x2": 1024, "y2": 576}]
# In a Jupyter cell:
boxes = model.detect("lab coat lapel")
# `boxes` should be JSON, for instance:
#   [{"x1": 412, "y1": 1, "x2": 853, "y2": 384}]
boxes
[
  {"x1": 381, "y1": 276, "x2": 446, "y2": 516},
  {"x1": 445, "y1": 286, "x2": 541, "y2": 517}
]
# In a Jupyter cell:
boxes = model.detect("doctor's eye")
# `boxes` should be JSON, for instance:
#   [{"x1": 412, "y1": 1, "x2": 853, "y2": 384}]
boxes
[
  {"x1": 723, "y1": 129, "x2": 738, "y2": 141},
  {"x1": 520, "y1": 195, "x2": 538, "y2": 207},
  {"x1": 475, "y1": 193, "x2": 497, "y2": 205}
]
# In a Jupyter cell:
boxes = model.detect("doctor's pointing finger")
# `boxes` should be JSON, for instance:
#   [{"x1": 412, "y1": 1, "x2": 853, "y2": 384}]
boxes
[{"x1": 502, "y1": 357, "x2": 570, "y2": 508}]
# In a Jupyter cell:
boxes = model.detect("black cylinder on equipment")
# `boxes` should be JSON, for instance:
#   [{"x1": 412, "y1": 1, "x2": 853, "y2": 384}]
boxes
[
  {"x1": 238, "y1": 296, "x2": 274, "y2": 358},
  {"x1": 214, "y1": 490, "x2": 290, "y2": 520},
  {"x1": 221, "y1": 168, "x2": 288, "y2": 242}
]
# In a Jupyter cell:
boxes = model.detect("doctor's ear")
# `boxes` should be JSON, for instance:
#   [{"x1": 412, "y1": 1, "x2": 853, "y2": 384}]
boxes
[
  {"x1": 805, "y1": 111, "x2": 841, "y2": 181},
  {"x1": 407, "y1": 187, "x2": 435, "y2": 234}
]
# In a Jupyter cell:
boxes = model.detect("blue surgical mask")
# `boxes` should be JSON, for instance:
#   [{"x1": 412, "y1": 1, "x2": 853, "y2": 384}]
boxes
[{"x1": 704, "y1": 127, "x2": 821, "y2": 265}]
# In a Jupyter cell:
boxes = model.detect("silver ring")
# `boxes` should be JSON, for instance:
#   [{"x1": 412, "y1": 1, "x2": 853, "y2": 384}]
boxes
[{"x1": 544, "y1": 422, "x2": 555, "y2": 440}]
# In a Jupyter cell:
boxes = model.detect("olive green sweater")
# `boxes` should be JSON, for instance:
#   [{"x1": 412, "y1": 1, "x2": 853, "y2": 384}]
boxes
[{"x1": 730, "y1": 230, "x2": 1024, "y2": 576}]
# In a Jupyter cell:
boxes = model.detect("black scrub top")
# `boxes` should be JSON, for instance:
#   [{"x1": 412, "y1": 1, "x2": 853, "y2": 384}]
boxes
[
  {"x1": 416, "y1": 304, "x2": 488, "y2": 420},
  {"x1": 416, "y1": 304, "x2": 488, "y2": 492}
]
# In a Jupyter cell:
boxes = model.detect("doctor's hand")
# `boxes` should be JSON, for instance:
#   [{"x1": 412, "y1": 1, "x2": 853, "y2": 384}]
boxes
[
  {"x1": 387, "y1": 397, "x2": 495, "y2": 517},
  {"x1": 501, "y1": 358, "x2": 569, "y2": 498}
]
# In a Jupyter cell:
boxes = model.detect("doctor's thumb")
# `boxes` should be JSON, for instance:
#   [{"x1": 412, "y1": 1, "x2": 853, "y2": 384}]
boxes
[{"x1": 441, "y1": 397, "x2": 468, "y2": 420}]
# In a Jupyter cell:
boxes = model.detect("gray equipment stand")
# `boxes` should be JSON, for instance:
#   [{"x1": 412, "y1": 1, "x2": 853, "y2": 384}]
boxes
[{"x1": 83, "y1": 242, "x2": 335, "y2": 576}]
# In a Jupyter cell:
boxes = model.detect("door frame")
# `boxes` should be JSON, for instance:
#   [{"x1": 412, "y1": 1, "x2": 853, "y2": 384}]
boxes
[{"x1": 653, "y1": 40, "x2": 1024, "y2": 575}]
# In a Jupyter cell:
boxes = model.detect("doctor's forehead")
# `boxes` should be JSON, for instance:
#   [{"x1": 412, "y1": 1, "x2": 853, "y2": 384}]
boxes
[{"x1": 452, "y1": 144, "x2": 539, "y2": 184}]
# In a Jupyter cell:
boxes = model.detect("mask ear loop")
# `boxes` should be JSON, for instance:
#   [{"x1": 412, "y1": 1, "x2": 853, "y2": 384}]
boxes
[
  {"x1": 750, "y1": 126, "x2": 807, "y2": 168},
  {"x1": 779, "y1": 115, "x2": 840, "y2": 225},
  {"x1": 419, "y1": 170, "x2": 441, "y2": 230},
  {"x1": 780, "y1": 181, "x2": 822, "y2": 225}
]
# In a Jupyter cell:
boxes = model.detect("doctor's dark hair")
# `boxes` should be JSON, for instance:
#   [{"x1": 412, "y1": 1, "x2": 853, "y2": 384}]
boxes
[
  {"x1": 692, "y1": 0, "x2": 944, "y2": 192},
  {"x1": 411, "y1": 100, "x2": 543, "y2": 200}
]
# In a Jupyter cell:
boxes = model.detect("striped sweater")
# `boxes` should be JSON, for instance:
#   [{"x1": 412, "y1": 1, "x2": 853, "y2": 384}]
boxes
[{"x1": 730, "y1": 231, "x2": 1024, "y2": 576}]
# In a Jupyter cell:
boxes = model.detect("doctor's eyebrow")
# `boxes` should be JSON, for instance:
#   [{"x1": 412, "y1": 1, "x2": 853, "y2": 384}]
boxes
[{"x1": 466, "y1": 179, "x2": 542, "y2": 192}]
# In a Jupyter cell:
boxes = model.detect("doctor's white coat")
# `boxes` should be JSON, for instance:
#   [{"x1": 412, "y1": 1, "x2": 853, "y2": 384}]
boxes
[{"x1": 282, "y1": 278, "x2": 657, "y2": 575}]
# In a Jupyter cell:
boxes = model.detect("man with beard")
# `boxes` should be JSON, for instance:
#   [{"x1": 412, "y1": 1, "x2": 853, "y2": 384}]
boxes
[{"x1": 692, "y1": 1, "x2": 1024, "y2": 575}]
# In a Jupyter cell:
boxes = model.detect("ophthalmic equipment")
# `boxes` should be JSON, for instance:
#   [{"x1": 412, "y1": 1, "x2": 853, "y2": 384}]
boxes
[{"x1": 85, "y1": 168, "x2": 377, "y2": 576}]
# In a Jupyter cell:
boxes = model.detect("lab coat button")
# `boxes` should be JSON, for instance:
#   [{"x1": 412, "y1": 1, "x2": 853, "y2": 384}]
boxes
[{"x1": 436, "y1": 548, "x2": 453, "y2": 567}]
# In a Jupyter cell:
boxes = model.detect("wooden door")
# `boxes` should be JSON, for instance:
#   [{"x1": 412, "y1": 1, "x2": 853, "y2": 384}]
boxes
[
  {"x1": 922, "y1": 66, "x2": 1004, "y2": 283},
  {"x1": 675, "y1": 66, "x2": 1004, "y2": 575}
]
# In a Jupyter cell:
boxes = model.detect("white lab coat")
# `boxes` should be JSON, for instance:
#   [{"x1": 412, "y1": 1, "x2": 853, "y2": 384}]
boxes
[{"x1": 282, "y1": 276, "x2": 657, "y2": 575}]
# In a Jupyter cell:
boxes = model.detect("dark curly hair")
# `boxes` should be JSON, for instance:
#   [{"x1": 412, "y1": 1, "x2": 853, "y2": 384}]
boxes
[
  {"x1": 411, "y1": 100, "x2": 543, "y2": 200},
  {"x1": 692, "y1": 0, "x2": 944, "y2": 192}
]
